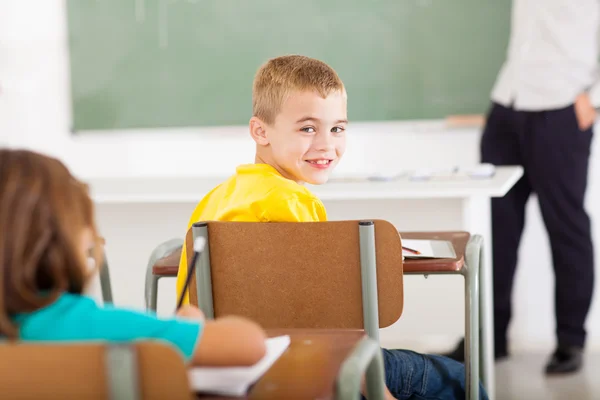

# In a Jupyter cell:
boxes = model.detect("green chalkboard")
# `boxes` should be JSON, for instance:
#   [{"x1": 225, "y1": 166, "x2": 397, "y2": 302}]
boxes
[{"x1": 66, "y1": 0, "x2": 511, "y2": 131}]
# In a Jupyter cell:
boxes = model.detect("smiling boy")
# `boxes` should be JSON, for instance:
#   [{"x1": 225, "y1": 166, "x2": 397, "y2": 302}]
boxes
[{"x1": 175, "y1": 55, "x2": 488, "y2": 400}]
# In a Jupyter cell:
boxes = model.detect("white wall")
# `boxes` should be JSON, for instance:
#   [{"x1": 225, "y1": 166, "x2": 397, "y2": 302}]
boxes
[{"x1": 3, "y1": 0, "x2": 600, "y2": 353}]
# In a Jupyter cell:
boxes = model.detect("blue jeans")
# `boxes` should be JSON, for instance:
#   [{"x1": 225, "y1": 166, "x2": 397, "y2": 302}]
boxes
[{"x1": 380, "y1": 349, "x2": 489, "y2": 400}]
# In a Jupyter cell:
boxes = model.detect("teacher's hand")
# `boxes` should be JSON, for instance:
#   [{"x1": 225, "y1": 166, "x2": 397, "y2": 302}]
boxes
[{"x1": 574, "y1": 93, "x2": 597, "y2": 131}]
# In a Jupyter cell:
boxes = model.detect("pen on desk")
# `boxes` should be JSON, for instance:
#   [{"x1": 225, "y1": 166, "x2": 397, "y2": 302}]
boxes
[
  {"x1": 402, "y1": 246, "x2": 421, "y2": 255},
  {"x1": 175, "y1": 237, "x2": 206, "y2": 311}
]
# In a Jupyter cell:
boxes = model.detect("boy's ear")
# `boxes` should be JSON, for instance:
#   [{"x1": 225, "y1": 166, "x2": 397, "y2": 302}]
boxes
[{"x1": 249, "y1": 117, "x2": 270, "y2": 146}]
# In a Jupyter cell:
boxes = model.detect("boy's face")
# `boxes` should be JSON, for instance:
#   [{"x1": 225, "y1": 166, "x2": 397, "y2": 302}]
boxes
[{"x1": 253, "y1": 90, "x2": 347, "y2": 185}]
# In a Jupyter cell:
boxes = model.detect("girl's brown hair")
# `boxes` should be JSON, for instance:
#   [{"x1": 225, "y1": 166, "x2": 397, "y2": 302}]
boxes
[{"x1": 0, "y1": 149, "x2": 101, "y2": 338}]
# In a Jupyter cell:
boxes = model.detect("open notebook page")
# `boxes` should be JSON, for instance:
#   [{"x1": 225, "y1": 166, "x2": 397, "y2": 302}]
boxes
[
  {"x1": 188, "y1": 335, "x2": 291, "y2": 397},
  {"x1": 402, "y1": 239, "x2": 456, "y2": 259}
]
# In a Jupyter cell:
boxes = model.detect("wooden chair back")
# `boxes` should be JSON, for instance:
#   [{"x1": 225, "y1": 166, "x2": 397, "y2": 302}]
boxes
[
  {"x1": 187, "y1": 220, "x2": 404, "y2": 330},
  {"x1": 0, "y1": 341, "x2": 193, "y2": 400}
]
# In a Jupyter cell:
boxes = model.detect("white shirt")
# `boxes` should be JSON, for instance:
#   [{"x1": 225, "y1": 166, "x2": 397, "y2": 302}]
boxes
[{"x1": 492, "y1": 0, "x2": 600, "y2": 110}]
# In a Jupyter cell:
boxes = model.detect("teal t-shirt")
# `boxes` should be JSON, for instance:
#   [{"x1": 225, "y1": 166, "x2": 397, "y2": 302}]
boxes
[{"x1": 13, "y1": 293, "x2": 203, "y2": 361}]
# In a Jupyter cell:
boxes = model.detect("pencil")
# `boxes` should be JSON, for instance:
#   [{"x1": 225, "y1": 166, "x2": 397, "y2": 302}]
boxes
[
  {"x1": 176, "y1": 237, "x2": 206, "y2": 311},
  {"x1": 402, "y1": 246, "x2": 421, "y2": 255}
]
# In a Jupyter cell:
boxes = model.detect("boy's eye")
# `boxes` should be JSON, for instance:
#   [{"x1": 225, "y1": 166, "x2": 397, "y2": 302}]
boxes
[
  {"x1": 301, "y1": 127, "x2": 316, "y2": 133},
  {"x1": 331, "y1": 126, "x2": 345, "y2": 134}
]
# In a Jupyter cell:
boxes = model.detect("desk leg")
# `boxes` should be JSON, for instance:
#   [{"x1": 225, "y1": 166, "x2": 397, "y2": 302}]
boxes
[
  {"x1": 462, "y1": 196, "x2": 495, "y2": 399},
  {"x1": 464, "y1": 236, "x2": 481, "y2": 400}
]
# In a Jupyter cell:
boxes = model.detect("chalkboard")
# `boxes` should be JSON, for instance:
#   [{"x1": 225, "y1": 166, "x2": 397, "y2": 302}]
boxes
[{"x1": 66, "y1": 0, "x2": 511, "y2": 131}]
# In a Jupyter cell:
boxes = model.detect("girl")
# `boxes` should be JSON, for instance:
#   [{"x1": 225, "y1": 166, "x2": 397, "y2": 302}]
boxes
[{"x1": 0, "y1": 149, "x2": 266, "y2": 367}]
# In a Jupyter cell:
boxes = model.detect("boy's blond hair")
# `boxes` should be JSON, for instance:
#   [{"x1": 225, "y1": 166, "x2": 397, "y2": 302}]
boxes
[{"x1": 252, "y1": 55, "x2": 346, "y2": 125}]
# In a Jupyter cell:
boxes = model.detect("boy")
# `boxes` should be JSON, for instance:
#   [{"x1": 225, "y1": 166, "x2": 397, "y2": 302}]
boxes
[{"x1": 176, "y1": 55, "x2": 488, "y2": 400}]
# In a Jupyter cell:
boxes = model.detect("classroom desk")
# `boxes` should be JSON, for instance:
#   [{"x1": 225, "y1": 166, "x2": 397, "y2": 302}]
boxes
[
  {"x1": 92, "y1": 165, "x2": 522, "y2": 400},
  {"x1": 88, "y1": 166, "x2": 522, "y2": 204},
  {"x1": 196, "y1": 329, "x2": 371, "y2": 400},
  {"x1": 152, "y1": 232, "x2": 485, "y2": 399},
  {"x1": 400, "y1": 232, "x2": 486, "y2": 398}
]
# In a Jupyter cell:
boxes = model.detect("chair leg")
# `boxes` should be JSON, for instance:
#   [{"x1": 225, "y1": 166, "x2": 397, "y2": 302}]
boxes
[
  {"x1": 365, "y1": 346, "x2": 386, "y2": 400},
  {"x1": 145, "y1": 266, "x2": 162, "y2": 312},
  {"x1": 336, "y1": 337, "x2": 385, "y2": 400},
  {"x1": 150, "y1": 275, "x2": 160, "y2": 311},
  {"x1": 99, "y1": 251, "x2": 113, "y2": 304},
  {"x1": 464, "y1": 235, "x2": 482, "y2": 400},
  {"x1": 143, "y1": 238, "x2": 184, "y2": 311}
]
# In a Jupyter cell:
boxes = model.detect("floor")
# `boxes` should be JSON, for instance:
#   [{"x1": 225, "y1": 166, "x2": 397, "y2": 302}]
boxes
[{"x1": 495, "y1": 353, "x2": 600, "y2": 400}]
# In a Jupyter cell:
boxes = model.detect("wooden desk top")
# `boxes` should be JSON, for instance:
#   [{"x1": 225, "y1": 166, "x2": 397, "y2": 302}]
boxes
[
  {"x1": 153, "y1": 249, "x2": 181, "y2": 276},
  {"x1": 152, "y1": 231, "x2": 470, "y2": 276},
  {"x1": 196, "y1": 329, "x2": 366, "y2": 400},
  {"x1": 400, "y1": 231, "x2": 469, "y2": 273}
]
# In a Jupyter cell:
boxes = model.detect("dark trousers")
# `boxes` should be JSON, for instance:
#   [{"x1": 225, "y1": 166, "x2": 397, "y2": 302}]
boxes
[{"x1": 481, "y1": 103, "x2": 595, "y2": 350}]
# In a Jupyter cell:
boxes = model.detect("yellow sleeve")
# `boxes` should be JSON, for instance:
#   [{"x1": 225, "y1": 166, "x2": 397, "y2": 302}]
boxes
[{"x1": 262, "y1": 194, "x2": 327, "y2": 222}]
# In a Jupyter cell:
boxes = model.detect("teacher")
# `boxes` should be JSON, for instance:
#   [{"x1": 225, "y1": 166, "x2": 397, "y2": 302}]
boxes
[{"x1": 446, "y1": 0, "x2": 597, "y2": 374}]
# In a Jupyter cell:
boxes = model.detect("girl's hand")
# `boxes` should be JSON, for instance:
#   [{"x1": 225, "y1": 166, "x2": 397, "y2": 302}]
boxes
[{"x1": 176, "y1": 305, "x2": 205, "y2": 322}]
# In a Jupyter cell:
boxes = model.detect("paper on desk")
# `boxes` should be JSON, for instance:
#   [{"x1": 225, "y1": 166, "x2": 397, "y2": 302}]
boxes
[
  {"x1": 188, "y1": 335, "x2": 291, "y2": 397},
  {"x1": 409, "y1": 164, "x2": 495, "y2": 181},
  {"x1": 402, "y1": 239, "x2": 456, "y2": 259}
]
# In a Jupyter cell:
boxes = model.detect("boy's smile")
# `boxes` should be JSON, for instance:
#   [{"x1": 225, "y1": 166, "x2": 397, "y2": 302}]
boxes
[
  {"x1": 305, "y1": 158, "x2": 334, "y2": 169},
  {"x1": 251, "y1": 89, "x2": 347, "y2": 185}
]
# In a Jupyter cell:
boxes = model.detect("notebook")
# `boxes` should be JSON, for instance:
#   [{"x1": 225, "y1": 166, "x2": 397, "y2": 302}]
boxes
[
  {"x1": 402, "y1": 239, "x2": 456, "y2": 259},
  {"x1": 188, "y1": 335, "x2": 291, "y2": 396}
]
